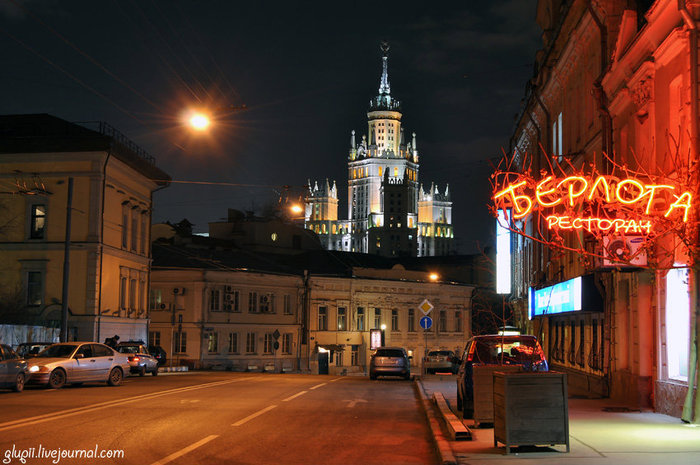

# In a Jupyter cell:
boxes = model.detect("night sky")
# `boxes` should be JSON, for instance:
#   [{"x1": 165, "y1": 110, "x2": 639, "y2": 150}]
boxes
[{"x1": 1, "y1": 1, "x2": 541, "y2": 254}]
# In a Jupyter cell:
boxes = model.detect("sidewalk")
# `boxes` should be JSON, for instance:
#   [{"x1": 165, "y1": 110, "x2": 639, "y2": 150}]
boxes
[{"x1": 418, "y1": 375, "x2": 700, "y2": 465}]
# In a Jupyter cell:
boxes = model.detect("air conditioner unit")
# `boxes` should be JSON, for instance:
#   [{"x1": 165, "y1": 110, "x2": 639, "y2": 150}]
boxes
[
  {"x1": 158, "y1": 303, "x2": 171, "y2": 311},
  {"x1": 173, "y1": 287, "x2": 186, "y2": 295},
  {"x1": 603, "y1": 236, "x2": 647, "y2": 267}
]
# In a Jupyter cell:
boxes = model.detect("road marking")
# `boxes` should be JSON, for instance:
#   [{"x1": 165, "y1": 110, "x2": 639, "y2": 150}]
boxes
[
  {"x1": 282, "y1": 390, "x2": 308, "y2": 402},
  {"x1": 0, "y1": 378, "x2": 247, "y2": 432},
  {"x1": 343, "y1": 399, "x2": 368, "y2": 408},
  {"x1": 309, "y1": 382, "x2": 327, "y2": 390},
  {"x1": 232, "y1": 405, "x2": 277, "y2": 426},
  {"x1": 179, "y1": 399, "x2": 201, "y2": 404},
  {"x1": 150, "y1": 434, "x2": 219, "y2": 465},
  {"x1": 329, "y1": 377, "x2": 342, "y2": 382}
]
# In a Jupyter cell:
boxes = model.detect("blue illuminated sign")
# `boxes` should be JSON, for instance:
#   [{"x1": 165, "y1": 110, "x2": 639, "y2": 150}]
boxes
[{"x1": 529, "y1": 276, "x2": 582, "y2": 318}]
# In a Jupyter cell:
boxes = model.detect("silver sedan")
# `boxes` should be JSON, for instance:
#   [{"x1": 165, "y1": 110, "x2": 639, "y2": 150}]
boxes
[{"x1": 26, "y1": 342, "x2": 131, "y2": 389}]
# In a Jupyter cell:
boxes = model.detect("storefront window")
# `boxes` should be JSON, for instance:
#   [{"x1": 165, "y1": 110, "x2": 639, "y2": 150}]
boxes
[{"x1": 666, "y1": 266, "x2": 689, "y2": 381}]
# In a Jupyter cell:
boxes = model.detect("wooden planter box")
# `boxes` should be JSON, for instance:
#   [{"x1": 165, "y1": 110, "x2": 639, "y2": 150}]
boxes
[
  {"x1": 471, "y1": 364, "x2": 522, "y2": 427},
  {"x1": 493, "y1": 371, "x2": 569, "y2": 454}
]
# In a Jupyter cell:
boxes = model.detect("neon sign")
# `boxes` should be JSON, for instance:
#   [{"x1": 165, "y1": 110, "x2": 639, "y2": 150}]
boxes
[{"x1": 493, "y1": 174, "x2": 692, "y2": 234}]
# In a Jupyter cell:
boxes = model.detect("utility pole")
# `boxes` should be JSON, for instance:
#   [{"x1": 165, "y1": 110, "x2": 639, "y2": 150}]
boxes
[{"x1": 60, "y1": 177, "x2": 73, "y2": 342}]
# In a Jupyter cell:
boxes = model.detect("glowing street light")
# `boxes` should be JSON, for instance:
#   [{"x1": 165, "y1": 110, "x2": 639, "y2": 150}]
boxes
[
  {"x1": 290, "y1": 204, "x2": 303, "y2": 215},
  {"x1": 429, "y1": 272, "x2": 439, "y2": 282},
  {"x1": 189, "y1": 112, "x2": 211, "y2": 131}
]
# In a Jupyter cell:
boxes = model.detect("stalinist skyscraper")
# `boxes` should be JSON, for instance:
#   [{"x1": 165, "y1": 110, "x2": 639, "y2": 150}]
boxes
[{"x1": 305, "y1": 43, "x2": 454, "y2": 257}]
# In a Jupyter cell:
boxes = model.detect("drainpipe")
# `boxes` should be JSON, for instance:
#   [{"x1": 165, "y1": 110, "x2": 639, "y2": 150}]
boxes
[
  {"x1": 678, "y1": 0, "x2": 700, "y2": 424},
  {"x1": 588, "y1": 1, "x2": 613, "y2": 172}
]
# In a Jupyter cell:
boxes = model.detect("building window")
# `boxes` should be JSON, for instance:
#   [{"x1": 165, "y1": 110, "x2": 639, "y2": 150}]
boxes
[
  {"x1": 119, "y1": 277, "x2": 127, "y2": 310},
  {"x1": 149, "y1": 331, "x2": 160, "y2": 347},
  {"x1": 26, "y1": 271, "x2": 43, "y2": 306},
  {"x1": 374, "y1": 308, "x2": 381, "y2": 329},
  {"x1": 228, "y1": 332, "x2": 238, "y2": 353},
  {"x1": 140, "y1": 212, "x2": 148, "y2": 255},
  {"x1": 121, "y1": 203, "x2": 129, "y2": 249},
  {"x1": 149, "y1": 288, "x2": 163, "y2": 311},
  {"x1": 174, "y1": 332, "x2": 187, "y2": 353},
  {"x1": 259, "y1": 293, "x2": 274, "y2": 313},
  {"x1": 139, "y1": 279, "x2": 146, "y2": 314},
  {"x1": 338, "y1": 307, "x2": 347, "y2": 330},
  {"x1": 224, "y1": 289, "x2": 239, "y2": 312},
  {"x1": 284, "y1": 295, "x2": 293, "y2": 315},
  {"x1": 666, "y1": 266, "x2": 690, "y2": 380},
  {"x1": 210, "y1": 289, "x2": 221, "y2": 312},
  {"x1": 248, "y1": 292, "x2": 258, "y2": 313},
  {"x1": 318, "y1": 306, "x2": 328, "y2": 331},
  {"x1": 129, "y1": 278, "x2": 137, "y2": 313},
  {"x1": 131, "y1": 208, "x2": 139, "y2": 251},
  {"x1": 356, "y1": 307, "x2": 365, "y2": 331},
  {"x1": 351, "y1": 345, "x2": 360, "y2": 366},
  {"x1": 439, "y1": 310, "x2": 447, "y2": 333},
  {"x1": 391, "y1": 310, "x2": 399, "y2": 331},
  {"x1": 336, "y1": 349, "x2": 343, "y2": 366},
  {"x1": 282, "y1": 333, "x2": 292, "y2": 354},
  {"x1": 207, "y1": 332, "x2": 218, "y2": 353},
  {"x1": 246, "y1": 332, "x2": 256, "y2": 353},
  {"x1": 263, "y1": 333, "x2": 274, "y2": 354},
  {"x1": 29, "y1": 204, "x2": 47, "y2": 239},
  {"x1": 408, "y1": 309, "x2": 415, "y2": 332},
  {"x1": 455, "y1": 311, "x2": 462, "y2": 332}
]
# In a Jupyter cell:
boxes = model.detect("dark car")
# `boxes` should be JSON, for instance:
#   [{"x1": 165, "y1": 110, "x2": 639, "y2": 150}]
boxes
[
  {"x1": 456, "y1": 334, "x2": 548, "y2": 418},
  {"x1": 369, "y1": 347, "x2": 411, "y2": 380},
  {"x1": 148, "y1": 345, "x2": 167, "y2": 366},
  {"x1": 16, "y1": 342, "x2": 54, "y2": 359},
  {"x1": 0, "y1": 344, "x2": 28, "y2": 392}
]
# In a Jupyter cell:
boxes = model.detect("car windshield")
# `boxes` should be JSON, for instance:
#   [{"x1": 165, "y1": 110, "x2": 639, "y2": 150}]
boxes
[
  {"x1": 469, "y1": 336, "x2": 545, "y2": 365},
  {"x1": 38, "y1": 344, "x2": 78, "y2": 358},
  {"x1": 374, "y1": 349, "x2": 404, "y2": 358}
]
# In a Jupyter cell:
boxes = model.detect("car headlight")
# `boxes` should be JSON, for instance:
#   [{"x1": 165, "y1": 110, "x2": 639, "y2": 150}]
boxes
[
  {"x1": 29, "y1": 365, "x2": 49, "y2": 373},
  {"x1": 29, "y1": 365, "x2": 41, "y2": 372}
]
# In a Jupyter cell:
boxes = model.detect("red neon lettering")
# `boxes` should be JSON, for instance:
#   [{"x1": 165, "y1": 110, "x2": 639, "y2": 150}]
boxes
[
  {"x1": 643, "y1": 185, "x2": 674, "y2": 214},
  {"x1": 557, "y1": 176, "x2": 588, "y2": 207},
  {"x1": 547, "y1": 216, "x2": 559, "y2": 229},
  {"x1": 494, "y1": 180, "x2": 532, "y2": 219},
  {"x1": 615, "y1": 179, "x2": 646, "y2": 204},
  {"x1": 588, "y1": 176, "x2": 612, "y2": 202},
  {"x1": 665, "y1": 192, "x2": 692, "y2": 222},
  {"x1": 535, "y1": 176, "x2": 562, "y2": 207}
]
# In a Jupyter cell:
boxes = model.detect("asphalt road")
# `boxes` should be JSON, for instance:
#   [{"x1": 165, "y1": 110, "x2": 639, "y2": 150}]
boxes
[{"x1": 0, "y1": 372, "x2": 437, "y2": 465}]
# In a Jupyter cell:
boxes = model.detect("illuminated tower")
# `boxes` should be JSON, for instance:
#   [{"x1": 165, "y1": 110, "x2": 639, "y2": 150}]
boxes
[{"x1": 305, "y1": 42, "x2": 453, "y2": 256}]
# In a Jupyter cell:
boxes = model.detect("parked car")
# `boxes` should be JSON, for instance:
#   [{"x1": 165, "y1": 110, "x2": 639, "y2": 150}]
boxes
[
  {"x1": 15, "y1": 342, "x2": 54, "y2": 359},
  {"x1": 0, "y1": 344, "x2": 28, "y2": 392},
  {"x1": 424, "y1": 350, "x2": 459, "y2": 374},
  {"x1": 456, "y1": 334, "x2": 548, "y2": 418},
  {"x1": 26, "y1": 342, "x2": 130, "y2": 389},
  {"x1": 369, "y1": 347, "x2": 411, "y2": 380},
  {"x1": 148, "y1": 345, "x2": 167, "y2": 366},
  {"x1": 116, "y1": 341, "x2": 159, "y2": 376}
]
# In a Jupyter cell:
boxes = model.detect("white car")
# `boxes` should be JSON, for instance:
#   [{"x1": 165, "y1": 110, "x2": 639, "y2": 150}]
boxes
[{"x1": 27, "y1": 342, "x2": 131, "y2": 389}]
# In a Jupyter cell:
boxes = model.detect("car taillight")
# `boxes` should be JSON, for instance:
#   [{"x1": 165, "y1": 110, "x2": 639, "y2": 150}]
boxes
[{"x1": 128, "y1": 356, "x2": 140, "y2": 362}]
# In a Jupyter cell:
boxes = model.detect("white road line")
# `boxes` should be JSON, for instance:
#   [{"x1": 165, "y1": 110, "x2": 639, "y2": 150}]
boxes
[
  {"x1": 282, "y1": 390, "x2": 308, "y2": 402},
  {"x1": 329, "y1": 377, "x2": 342, "y2": 382},
  {"x1": 0, "y1": 378, "x2": 246, "y2": 432},
  {"x1": 309, "y1": 382, "x2": 327, "y2": 390},
  {"x1": 232, "y1": 405, "x2": 277, "y2": 426},
  {"x1": 150, "y1": 434, "x2": 219, "y2": 465}
]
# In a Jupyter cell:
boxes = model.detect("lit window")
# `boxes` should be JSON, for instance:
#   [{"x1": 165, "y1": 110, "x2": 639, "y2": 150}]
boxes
[
  {"x1": 666, "y1": 266, "x2": 689, "y2": 380},
  {"x1": 338, "y1": 307, "x2": 347, "y2": 330},
  {"x1": 207, "y1": 332, "x2": 218, "y2": 353},
  {"x1": 394, "y1": 167, "x2": 398, "y2": 176},
  {"x1": 30, "y1": 205, "x2": 47, "y2": 239}
]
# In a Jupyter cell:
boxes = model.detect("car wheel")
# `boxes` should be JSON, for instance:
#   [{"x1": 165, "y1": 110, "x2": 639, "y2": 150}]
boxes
[
  {"x1": 48, "y1": 369, "x2": 66, "y2": 389},
  {"x1": 138, "y1": 366, "x2": 146, "y2": 377},
  {"x1": 13, "y1": 373, "x2": 25, "y2": 392},
  {"x1": 107, "y1": 367, "x2": 123, "y2": 386},
  {"x1": 151, "y1": 367, "x2": 158, "y2": 376}
]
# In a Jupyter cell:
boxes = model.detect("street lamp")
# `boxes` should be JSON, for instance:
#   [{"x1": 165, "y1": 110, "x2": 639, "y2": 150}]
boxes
[
  {"x1": 380, "y1": 323, "x2": 386, "y2": 346},
  {"x1": 429, "y1": 272, "x2": 439, "y2": 282},
  {"x1": 188, "y1": 112, "x2": 211, "y2": 131}
]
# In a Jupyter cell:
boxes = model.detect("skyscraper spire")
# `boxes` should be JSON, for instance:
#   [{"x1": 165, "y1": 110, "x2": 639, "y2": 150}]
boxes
[{"x1": 379, "y1": 41, "x2": 391, "y2": 95}]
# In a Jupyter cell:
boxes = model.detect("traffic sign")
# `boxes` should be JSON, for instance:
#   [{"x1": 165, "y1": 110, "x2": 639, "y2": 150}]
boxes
[
  {"x1": 419, "y1": 299, "x2": 433, "y2": 315},
  {"x1": 419, "y1": 315, "x2": 433, "y2": 330}
]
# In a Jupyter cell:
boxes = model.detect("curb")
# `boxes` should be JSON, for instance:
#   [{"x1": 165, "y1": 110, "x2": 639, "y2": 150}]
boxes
[
  {"x1": 158, "y1": 366, "x2": 189, "y2": 372},
  {"x1": 415, "y1": 378, "x2": 457, "y2": 465}
]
